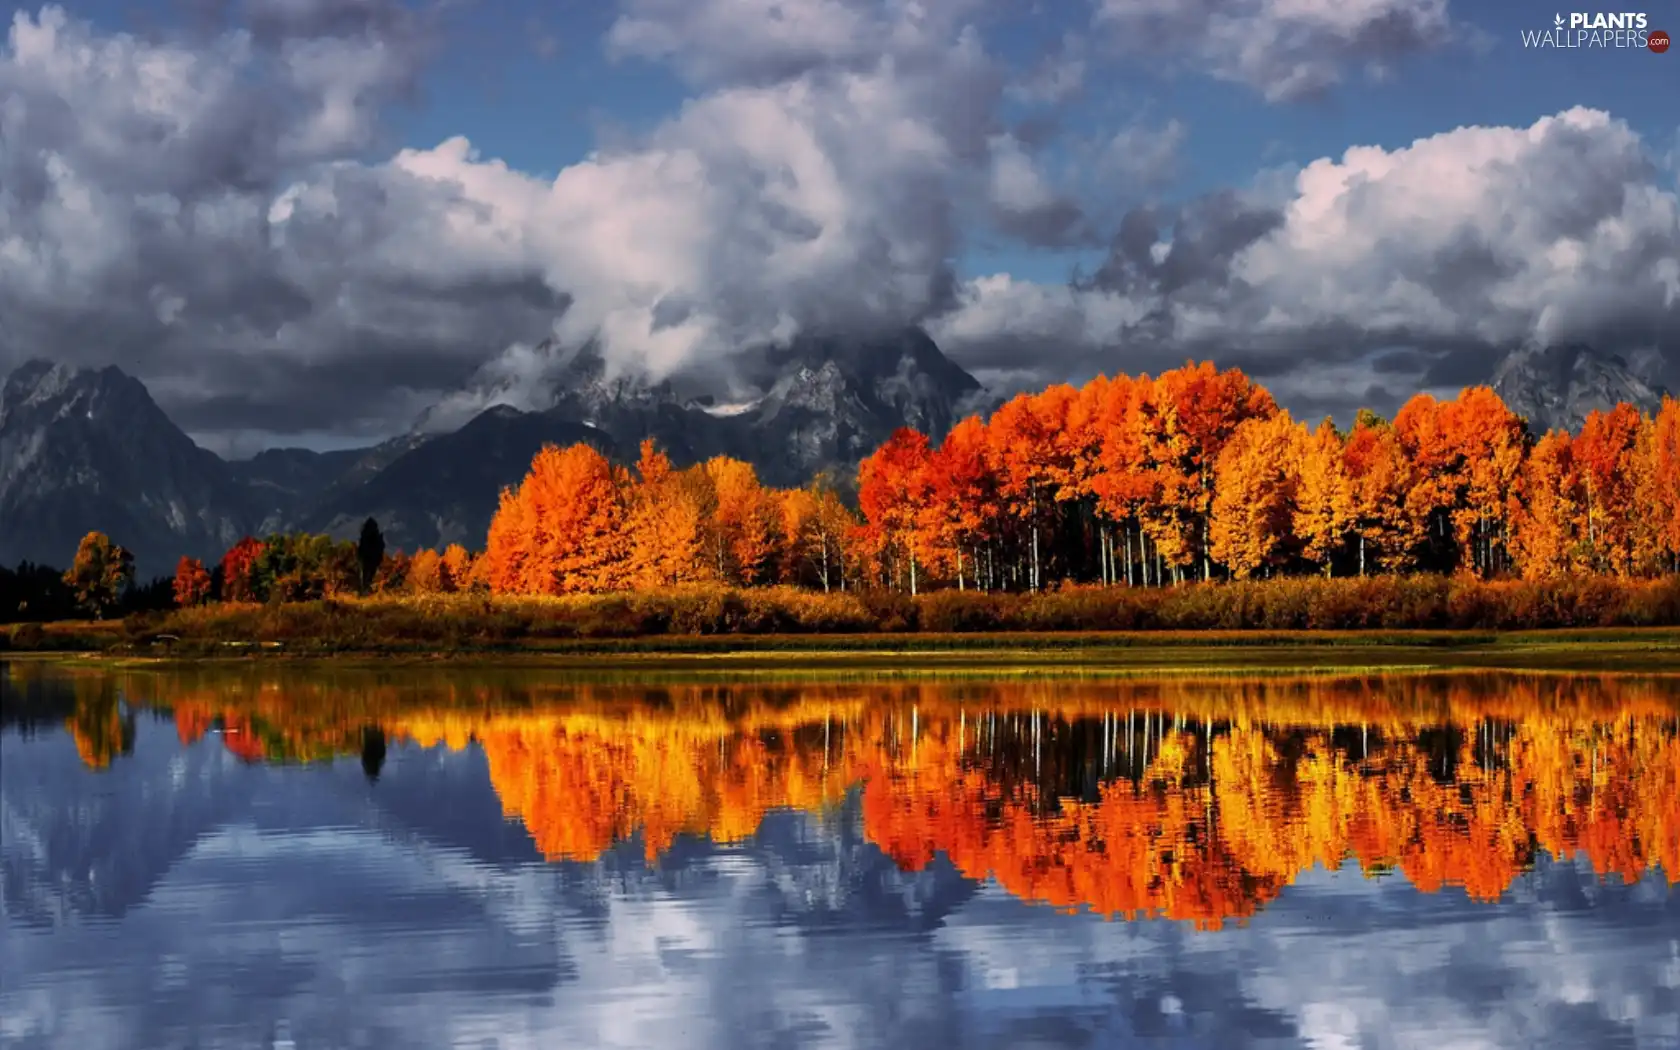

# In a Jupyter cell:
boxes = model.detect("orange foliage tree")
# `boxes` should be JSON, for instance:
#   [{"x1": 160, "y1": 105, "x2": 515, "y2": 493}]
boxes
[
  {"x1": 219, "y1": 537, "x2": 265, "y2": 603},
  {"x1": 858, "y1": 428, "x2": 935, "y2": 594},
  {"x1": 172, "y1": 556, "x2": 213, "y2": 607},
  {"x1": 1209, "y1": 413, "x2": 1303, "y2": 579},
  {"x1": 483, "y1": 443, "x2": 629, "y2": 594},
  {"x1": 177, "y1": 363, "x2": 1678, "y2": 605}
]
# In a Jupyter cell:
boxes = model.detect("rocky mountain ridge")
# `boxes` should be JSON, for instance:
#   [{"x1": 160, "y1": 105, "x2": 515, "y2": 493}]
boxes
[
  {"x1": 1490, "y1": 342, "x2": 1667, "y2": 436},
  {"x1": 1, "y1": 328, "x2": 987, "y2": 571}
]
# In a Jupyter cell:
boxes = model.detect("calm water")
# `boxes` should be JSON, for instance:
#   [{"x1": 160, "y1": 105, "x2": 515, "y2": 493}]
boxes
[{"x1": 2, "y1": 665, "x2": 1678, "y2": 1050}]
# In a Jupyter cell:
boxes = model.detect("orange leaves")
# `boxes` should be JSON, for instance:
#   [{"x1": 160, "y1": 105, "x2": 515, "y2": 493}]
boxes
[
  {"x1": 778, "y1": 481, "x2": 858, "y2": 590},
  {"x1": 405, "y1": 548, "x2": 454, "y2": 593},
  {"x1": 482, "y1": 443, "x2": 628, "y2": 595},
  {"x1": 1341, "y1": 416, "x2": 1415, "y2": 574},
  {"x1": 704, "y1": 456, "x2": 780, "y2": 585},
  {"x1": 62, "y1": 531, "x2": 134, "y2": 618},
  {"x1": 1574, "y1": 403, "x2": 1643, "y2": 575},
  {"x1": 219, "y1": 536, "x2": 265, "y2": 603},
  {"x1": 172, "y1": 556, "x2": 212, "y2": 607},
  {"x1": 459, "y1": 367, "x2": 1673, "y2": 597},
  {"x1": 1510, "y1": 430, "x2": 1580, "y2": 579},
  {"x1": 624, "y1": 441, "x2": 711, "y2": 589},
  {"x1": 1636, "y1": 397, "x2": 1680, "y2": 571},
  {"x1": 858, "y1": 427, "x2": 935, "y2": 592},
  {"x1": 1292, "y1": 418, "x2": 1354, "y2": 572},
  {"x1": 1395, "y1": 386, "x2": 1526, "y2": 575},
  {"x1": 1510, "y1": 402, "x2": 1670, "y2": 579},
  {"x1": 1209, "y1": 413, "x2": 1304, "y2": 579},
  {"x1": 485, "y1": 440, "x2": 851, "y2": 595}
]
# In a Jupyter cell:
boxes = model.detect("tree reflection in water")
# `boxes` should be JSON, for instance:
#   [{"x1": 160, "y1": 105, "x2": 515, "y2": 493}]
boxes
[{"x1": 34, "y1": 667, "x2": 1680, "y2": 928}]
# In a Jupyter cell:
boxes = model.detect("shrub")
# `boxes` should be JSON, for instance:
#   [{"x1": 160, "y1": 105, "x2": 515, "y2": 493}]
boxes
[
  {"x1": 917, "y1": 591, "x2": 1007, "y2": 632},
  {"x1": 857, "y1": 590, "x2": 919, "y2": 632}
]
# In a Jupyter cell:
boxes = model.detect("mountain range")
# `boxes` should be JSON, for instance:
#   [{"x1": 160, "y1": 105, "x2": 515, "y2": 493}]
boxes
[
  {"x1": 1488, "y1": 342, "x2": 1668, "y2": 436},
  {"x1": 1, "y1": 337, "x2": 1669, "y2": 578},
  {"x1": 0, "y1": 328, "x2": 987, "y2": 576}
]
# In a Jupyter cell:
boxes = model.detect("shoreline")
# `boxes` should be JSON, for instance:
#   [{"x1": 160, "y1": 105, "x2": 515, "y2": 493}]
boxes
[{"x1": 8, "y1": 626, "x2": 1680, "y2": 676}]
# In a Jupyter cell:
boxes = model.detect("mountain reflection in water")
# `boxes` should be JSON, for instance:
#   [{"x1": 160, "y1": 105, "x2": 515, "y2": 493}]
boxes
[
  {"x1": 5, "y1": 665, "x2": 1679, "y2": 1050},
  {"x1": 19, "y1": 667, "x2": 1679, "y2": 928}
]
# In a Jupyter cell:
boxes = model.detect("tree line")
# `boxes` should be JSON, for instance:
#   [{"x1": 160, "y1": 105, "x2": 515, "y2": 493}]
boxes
[
  {"x1": 9, "y1": 360, "x2": 1680, "y2": 619},
  {"x1": 61, "y1": 672, "x2": 1680, "y2": 925},
  {"x1": 477, "y1": 361, "x2": 1680, "y2": 596}
]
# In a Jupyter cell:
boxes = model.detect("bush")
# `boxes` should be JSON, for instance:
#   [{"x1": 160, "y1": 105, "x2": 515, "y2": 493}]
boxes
[
  {"x1": 857, "y1": 590, "x2": 919, "y2": 632},
  {"x1": 916, "y1": 591, "x2": 1007, "y2": 632},
  {"x1": 6, "y1": 574, "x2": 1679, "y2": 651}
]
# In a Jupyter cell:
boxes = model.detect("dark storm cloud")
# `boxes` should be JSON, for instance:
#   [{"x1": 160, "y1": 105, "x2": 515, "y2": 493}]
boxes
[{"x1": 1086, "y1": 193, "x2": 1286, "y2": 301}]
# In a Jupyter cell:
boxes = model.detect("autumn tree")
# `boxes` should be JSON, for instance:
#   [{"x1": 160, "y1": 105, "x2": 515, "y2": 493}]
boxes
[
  {"x1": 986, "y1": 391, "x2": 1063, "y2": 591},
  {"x1": 1292, "y1": 419, "x2": 1353, "y2": 575},
  {"x1": 1509, "y1": 431, "x2": 1580, "y2": 579},
  {"x1": 1091, "y1": 373, "x2": 1153, "y2": 586},
  {"x1": 1209, "y1": 413, "x2": 1303, "y2": 579},
  {"x1": 1137, "y1": 363, "x2": 1279, "y2": 584},
  {"x1": 372, "y1": 550, "x2": 411, "y2": 594},
  {"x1": 1341, "y1": 412, "x2": 1415, "y2": 575},
  {"x1": 704, "y1": 456, "x2": 779, "y2": 586},
  {"x1": 1394, "y1": 387, "x2": 1525, "y2": 576},
  {"x1": 172, "y1": 556, "x2": 212, "y2": 607},
  {"x1": 922, "y1": 417, "x2": 996, "y2": 590},
  {"x1": 219, "y1": 537, "x2": 265, "y2": 603},
  {"x1": 858, "y1": 428, "x2": 934, "y2": 594},
  {"x1": 780, "y1": 474, "x2": 857, "y2": 591},
  {"x1": 1572, "y1": 404, "x2": 1642, "y2": 576},
  {"x1": 1634, "y1": 397, "x2": 1680, "y2": 573},
  {"x1": 62, "y1": 532, "x2": 133, "y2": 619},
  {"x1": 483, "y1": 443, "x2": 629, "y2": 595},
  {"x1": 406, "y1": 548, "x2": 451, "y2": 593},
  {"x1": 481, "y1": 484, "x2": 534, "y2": 593},
  {"x1": 624, "y1": 440, "x2": 710, "y2": 589},
  {"x1": 441, "y1": 544, "x2": 474, "y2": 590}
]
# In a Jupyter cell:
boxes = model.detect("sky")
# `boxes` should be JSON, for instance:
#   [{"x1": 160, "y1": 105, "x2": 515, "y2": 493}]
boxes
[{"x1": 0, "y1": 0, "x2": 1676, "y2": 455}]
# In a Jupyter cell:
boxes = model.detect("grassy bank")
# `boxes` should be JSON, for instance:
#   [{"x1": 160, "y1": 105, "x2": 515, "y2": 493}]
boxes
[{"x1": 4, "y1": 577, "x2": 1680, "y2": 673}]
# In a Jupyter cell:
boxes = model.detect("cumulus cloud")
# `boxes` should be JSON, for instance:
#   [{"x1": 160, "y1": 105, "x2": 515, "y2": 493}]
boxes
[
  {"x1": 1092, "y1": 0, "x2": 1455, "y2": 102},
  {"x1": 0, "y1": 3, "x2": 564, "y2": 445},
  {"x1": 931, "y1": 107, "x2": 1680, "y2": 415},
  {"x1": 1, "y1": 0, "x2": 1087, "y2": 445},
  {"x1": 1, "y1": 0, "x2": 1673, "y2": 449}
]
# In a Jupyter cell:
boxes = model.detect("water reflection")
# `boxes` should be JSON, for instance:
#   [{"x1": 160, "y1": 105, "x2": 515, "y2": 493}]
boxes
[{"x1": 2, "y1": 665, "x2": 1678, "y2": 1049}]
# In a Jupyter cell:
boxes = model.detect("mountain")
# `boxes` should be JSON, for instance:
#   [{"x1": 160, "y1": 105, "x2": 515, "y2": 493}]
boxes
[
  {"x1": 0, "y1": 360, "x2": 250, "y2": 577},
  {"x1": 1491, "y1": 343, "x2": 1667, "y2": 436},
  {"x1": 228, "y1": 446, "x2": 368, "y2": 533},
  {"x1": 304, "y1": 407, "x2": 615, "y2": 552},
  {"x1": 305, "y1": 326, "x2": 985, "y2": 550},
  {"x1": 2, "y1": 328, "x2": 986, "y2": 566}
]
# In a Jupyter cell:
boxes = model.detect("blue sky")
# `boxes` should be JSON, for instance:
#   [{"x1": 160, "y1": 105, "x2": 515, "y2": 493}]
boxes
[{"x1": 1, "y1": 0, "x2": 1676, "y2": 447}]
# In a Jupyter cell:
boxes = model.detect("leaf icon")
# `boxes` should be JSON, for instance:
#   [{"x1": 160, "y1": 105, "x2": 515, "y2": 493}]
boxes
[{"x1": 1554, "y1": 13, "x2": 1565, "y2": 26}]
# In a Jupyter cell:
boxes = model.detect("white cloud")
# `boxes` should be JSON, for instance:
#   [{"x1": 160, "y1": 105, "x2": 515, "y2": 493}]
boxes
[
  {"x1": 1093, "y1": 0, "x2": 1454, "y2": 101},
  {"x1": 933, "y1": 108, "x2": 1680, "y2": 397},
  {"x1": 0, "y1": 0, "x2": 1673, "y2": 445}
]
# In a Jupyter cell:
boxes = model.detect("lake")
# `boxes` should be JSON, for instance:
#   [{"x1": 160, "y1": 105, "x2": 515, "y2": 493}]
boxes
[{"x1": 2, "y1": 663, "x2": 1677, "y2": 1049}]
